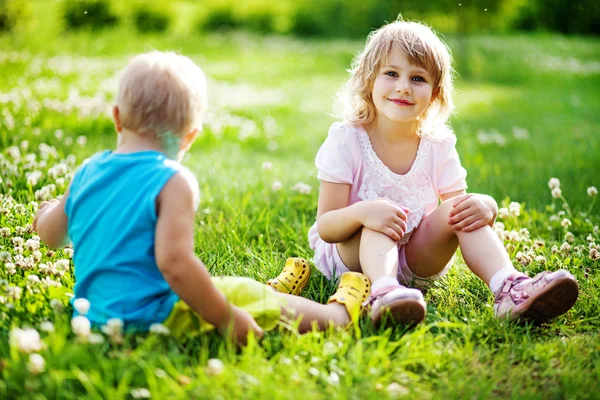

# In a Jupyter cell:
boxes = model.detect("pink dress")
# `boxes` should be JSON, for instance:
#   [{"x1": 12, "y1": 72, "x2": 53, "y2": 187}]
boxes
[{"x1": 308, "y1": 122, "x2": 468, "y2": 284}]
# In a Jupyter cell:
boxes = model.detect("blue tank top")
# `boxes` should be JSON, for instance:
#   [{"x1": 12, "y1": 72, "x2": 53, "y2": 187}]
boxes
[{"x1": 65, "y1": 150, "x2": 185, "y2": 330}]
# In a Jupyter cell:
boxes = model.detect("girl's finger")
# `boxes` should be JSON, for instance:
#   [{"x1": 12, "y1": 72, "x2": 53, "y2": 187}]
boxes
[
  {"x1": 452, "y1": 215, "x2": 478, "y2": 231},
  {"x1": 384, "y1": 227, "x2": 401, "y2": 242},
  {"x1": 448, "y1": 208, "x2": 474, "y2": 225},
  {"x1": 452, "y1": 194, "x2": 472, "y2": 208},
  {"x1": 390, "y1": 222, "x2": 405, "y2": 238},
  {"x1": 393, "y1": 216, "x2": 407, "y2": 233},
  {"x1": 450, "y1": 197, "x2": 473, "y2": 217}
]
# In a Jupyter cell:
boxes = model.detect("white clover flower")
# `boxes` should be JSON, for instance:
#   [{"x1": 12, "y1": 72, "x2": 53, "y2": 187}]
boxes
[
  {"x1": 560, "y1": 242, "x2": 571, "y2": 254},
  {"x1": 71, "y1": 316, "x2": 91, "y2": 337},
  {"x1": 27, "y1": 353, "x2": 46, "y2": 374},
  {"x1": 551, "y1": 245, "x2": 559, "y2": 254},
  {"x1": 508, "y1": 202, "x2": 521, "y2": 217},
  {"x1": 40, "y1": 321, "x2": 55, "y2": 333},
  {"x1": 535, "y1": 255, "x2": 547, "y2": 265},
  {"x1": 24, "y1": 239, "x2": 40, "y2": 252},
  {"x1": 64, "y1": 248, "x2": 74, "y2": 258},
  {"x1": 308, "y1": 367, "x2": 320, "y2": 377},
  {"x1": 328, "y1": 371, "x2": 340, "y2": 386},
  {"x1": 508, "y1": 230, "x2": 521, "y2": 242},
  {"x1": 271, "y1": 181, "x2": 282, "y2": 191},
  {"x1": 131, "y1": 388, "x2": 151, "y2": 399},
  {"x1": 26, "y1": 170, "x2": 43, "y2": 186},
  {"x1": 587, "y1": 234, "x2": 595, "y2": 243},
  {"x1": 498, "y1": 208, "x2": 509, "y2": 219},
  {"x1": 10, "y1": 328, "x2": 43, "y2": 353},
  {"x1": 565, "y1": 232, "x2": 575, "y2": 243},
  {"x1": 73, "y1": 298, "x2": 91, "y2": 315},
  {"x1": 149, "y1": 323, "x2": 170, "y2": 336},
  {"x1": 50, "y1": 299, "x2": 64, "y2": 311},
  {"x1": 42, "y1": 277, "x2": 61, "y2": 288},
  {"x1": 292, "y1": 182, "x2": 312, "y2": 195},
  {"x1": 548, "y1": 178, "x2": 561, "y2": 190},
  {"x1": 8, "y1": 285, "x2": 22, "y2": 299},
  {"x1": 551, "y1": 187, "x2": 562, "y2": 199},
  {"x1": 519, "y1": 228, "x2": 530, "y2": 239},
  {"x1": 0, "y1": 227, "x2": 10, "y2": 237},
  {"x1": 27, "y1": 274, "x2": 41, "y2": 284},
  {"x1": 387, "y1": 382, "x2": 409, "y2": 397},
  {"x1": 88, "y1": 333, "x2": 105, "y2": 345},
  {"x1": 54, "y1": 129, "x2": 63, "y2": 140},
  {"x1": 206, "y1": 358, "x2": 225, "y2": 376},
  {"x1": 12, "y1": 237, "x2": 24, "y2": 246},
  {"x1": 101, "y1": 318, "x2": 124, "y2": 340},
  {"x1": 588, "y1": 186, "x2": 598, "y2": 197},
  {"x1": 0, "y1": 251, "x2": 11, "y2": 261},
  {"x1": 561, "y1": 218, "x2": 572, "y2": 229},
  {"x1": 590, "y1": 248, "x2": 600, "y2": 260},
  {"x1": 261, "y1": 161, "x2": 273, "y2": 171},
  {"x1": 5, "y1": 263, "x2": 16, "y2": 275}
]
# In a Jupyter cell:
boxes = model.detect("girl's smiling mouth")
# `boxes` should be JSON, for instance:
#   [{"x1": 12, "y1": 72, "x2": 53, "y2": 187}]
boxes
[{"x1": 388, "y1": 98, "x2": 414, "y2": 106}]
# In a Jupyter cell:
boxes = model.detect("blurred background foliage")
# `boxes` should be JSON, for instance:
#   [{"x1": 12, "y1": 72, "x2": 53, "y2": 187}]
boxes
[{"x1": 0, "y1": 0, "x2": 598, "y2": 37}]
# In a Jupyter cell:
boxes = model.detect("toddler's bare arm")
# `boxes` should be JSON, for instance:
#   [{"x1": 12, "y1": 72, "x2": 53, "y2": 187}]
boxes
[
  {"x1": 32, "y1": 186, "x2": 70, "y2": 248},
  {"x1": 155, "y1": 172, "x2": 262, "y2": 344}
]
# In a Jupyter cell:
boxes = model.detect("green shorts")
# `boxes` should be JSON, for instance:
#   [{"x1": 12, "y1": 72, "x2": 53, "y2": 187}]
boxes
[{"x1": 163, "y1": 276, "x2": 283, "y2": 338}]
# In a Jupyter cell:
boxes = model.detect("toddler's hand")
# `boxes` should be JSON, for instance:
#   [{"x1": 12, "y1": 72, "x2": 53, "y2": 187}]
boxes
[
  {"x1": 32, "y1": 199, "x2": 60, "y2": 232},
  {"x1": 448, "y1": 194, "x2": 496, "y2": 232},
  {"x1": 226, "y1": 306, "x2": 264, "y2": 346},
  {"x1": 360, "y1": 199, "x2": 409, "y2": 242}
]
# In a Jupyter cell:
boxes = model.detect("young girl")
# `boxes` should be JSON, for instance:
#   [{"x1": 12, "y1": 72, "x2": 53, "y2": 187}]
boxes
[
  {"x1": 33, "y1": 51, "x2": 371, "y2": 345},
  {"x1": 299, "y1": 20, "x2": 578, "y2": 326}
]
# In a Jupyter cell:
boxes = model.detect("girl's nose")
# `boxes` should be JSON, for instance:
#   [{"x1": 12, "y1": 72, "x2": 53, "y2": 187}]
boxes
[{"x1": 396, "y1": 78, "x2": 411, "y2": 95}]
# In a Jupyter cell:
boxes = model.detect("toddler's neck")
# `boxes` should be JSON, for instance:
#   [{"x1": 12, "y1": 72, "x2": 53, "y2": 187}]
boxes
[{"x1": 115, "y1": 129, "x2": 181, "y2": 161}]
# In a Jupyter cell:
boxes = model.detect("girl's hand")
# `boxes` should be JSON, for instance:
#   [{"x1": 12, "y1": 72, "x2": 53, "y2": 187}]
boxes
[
  {"x1": 359, "y1": 199, "x2": 409, "y2": 241},
  {"x1": 448, "y1": 194, "x2": 497, "y2": 232}
]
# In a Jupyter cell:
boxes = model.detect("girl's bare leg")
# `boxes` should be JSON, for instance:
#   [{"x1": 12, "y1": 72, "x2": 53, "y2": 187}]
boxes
[
  {"x1": 336, "y1": 227, "x2": 400, "y2": 282},
  {"x1": 404, "y1": 199, "x2": 512, "y2": 284}
]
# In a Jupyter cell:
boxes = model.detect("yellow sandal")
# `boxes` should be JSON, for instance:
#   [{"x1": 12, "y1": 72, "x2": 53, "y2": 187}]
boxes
[
  {"x1": 267, "y1": 257, "x2": 311, "y2": 295},
  {"x1": 327, "y1": 272, "x2": 371, "y2": 323}
]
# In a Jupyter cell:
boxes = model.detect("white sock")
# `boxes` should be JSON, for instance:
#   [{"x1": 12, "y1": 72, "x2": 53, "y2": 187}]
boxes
[
  {"x1": 372, "y1": 276, "x2": 401, "y2": 293},
  {"x1": 489, "y1": 267, "x2": 519, "y2": 295}
]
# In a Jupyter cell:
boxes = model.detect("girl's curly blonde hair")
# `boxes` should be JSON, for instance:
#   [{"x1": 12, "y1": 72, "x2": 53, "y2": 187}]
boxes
[{"x1": 337, "y1": 19, "x2": 455, "y2": 138}]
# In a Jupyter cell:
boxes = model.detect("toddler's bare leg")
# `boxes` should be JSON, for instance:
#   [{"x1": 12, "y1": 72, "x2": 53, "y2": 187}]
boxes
[
  {"x1": 275, "y1": 292, "x2": 349, "y2": 332},
  {"x1": 404, "y1": 199, "x2": 511, "y2": 284}
]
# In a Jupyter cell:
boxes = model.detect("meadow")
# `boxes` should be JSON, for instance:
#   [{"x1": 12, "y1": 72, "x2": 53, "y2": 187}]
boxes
[{"x1": 1, "y1": 18, "x2": 599, "y2": 400}]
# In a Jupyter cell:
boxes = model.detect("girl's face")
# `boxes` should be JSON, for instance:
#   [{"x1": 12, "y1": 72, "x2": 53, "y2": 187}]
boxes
[{"x1": 371, "y1": 49, "x2": 435, "y2": 127}]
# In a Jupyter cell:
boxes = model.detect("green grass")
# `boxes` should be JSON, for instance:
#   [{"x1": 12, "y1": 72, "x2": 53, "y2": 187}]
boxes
[{"x1": 0, "y1": 21, "x2": 599, "y2": 400}]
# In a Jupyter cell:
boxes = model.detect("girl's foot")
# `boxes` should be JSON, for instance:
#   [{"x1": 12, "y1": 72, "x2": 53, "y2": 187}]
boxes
[
  {"x1": 267, "y1": 258, "x2": 311, "y2": 295},
  {"x1": 494, "y1": 270, "x2": 579, "y2": 322},
  {"x1": 328, "y1": 272, "x2": 371, "y2": 323},
  {"x1": 367, "y1": 286, "x2": 427, "y2": 327}
]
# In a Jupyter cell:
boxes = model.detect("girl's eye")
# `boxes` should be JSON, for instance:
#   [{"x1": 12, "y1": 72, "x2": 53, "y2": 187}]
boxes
[
  {"x1": 385, "y1": 71, "x2": 398, "y2": 77},
  {"x1": 412, "y1": 75, "x2": 426, "y2": 82}
]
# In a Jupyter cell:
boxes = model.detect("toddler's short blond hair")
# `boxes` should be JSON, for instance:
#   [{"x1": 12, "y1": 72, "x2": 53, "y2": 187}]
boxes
[{"x1": 116, "y1": 51, "x2": 207, "y2": 137}]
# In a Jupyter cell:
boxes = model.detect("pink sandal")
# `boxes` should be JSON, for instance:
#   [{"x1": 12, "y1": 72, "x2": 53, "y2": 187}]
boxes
[
  {"x1": 366, "y1": 285, "x2": 427, "y2": 327},
  {"x1": 494, "y1": 270, "x2": 579, "y2": 322}
]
